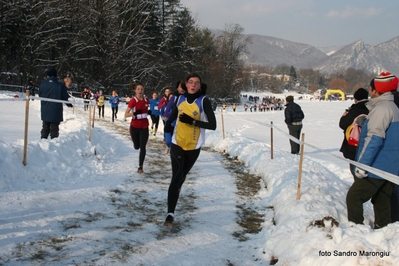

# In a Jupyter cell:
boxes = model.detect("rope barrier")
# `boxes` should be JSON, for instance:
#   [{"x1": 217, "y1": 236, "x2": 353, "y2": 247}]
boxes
[
  {"x1": 304, "y1": 140, "x2": 399, "y2": 185},
  {"x1": 2, "y1": 95, "x2": 397, "y2": 184},
  {"x1": 1, "y1": 95, "x2": 118, "y2": 108},
  {"x1": 0, "y1": 84, "x2": 24, "y2": 88},
  {"x1": 224, "y1": 112, "x2": 399, "y2": 186},
  {"x1": 270, "y1": 123, "x2": 305, "y2": 144},
  {"x1": 0, "y1": 97, "x2": 26, "y2": 101},
  {"x1": 28, "y1": 95, "x2": 96, "y2": 106},
  {"x1": 270, "y1": 122, "x2": 399, "y2": 185}
]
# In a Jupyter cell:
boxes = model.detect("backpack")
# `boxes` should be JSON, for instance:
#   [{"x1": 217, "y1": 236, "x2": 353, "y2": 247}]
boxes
[{"x1": 345, "y1": 114, "x2": 367, "y2": 146}]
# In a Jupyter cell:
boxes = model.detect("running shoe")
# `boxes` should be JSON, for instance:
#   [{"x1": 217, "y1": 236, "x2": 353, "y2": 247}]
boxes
[
  {"x1": 164, "y1": 213, "x2": 174, "y2": 226},
  {"x1": 137, "y1": 166, "x2": 144, "y2": 174}
]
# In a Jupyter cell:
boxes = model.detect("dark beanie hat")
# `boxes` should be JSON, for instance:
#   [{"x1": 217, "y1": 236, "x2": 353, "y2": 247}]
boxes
[
  {"x1": 286, "y1": 95, "x2": 294, "y2": 102},
  {"x1": 46, "y1": 68, "x2": 57, "y2": 77},
  {"x1": 370, "y1": 72, "x2": 398, "y2": 93},
  {"x1": 354, "y1": 88, "x2": 368, "y2": 100}
]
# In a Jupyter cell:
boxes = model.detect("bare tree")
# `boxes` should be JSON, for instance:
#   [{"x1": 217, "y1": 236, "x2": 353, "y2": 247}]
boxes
[
  {"x1": 205, "y1": 24, "x2": 251, "y2": 99},
  {"x1": 329, "y1": 78, "x2": 349, "y2": 93}
]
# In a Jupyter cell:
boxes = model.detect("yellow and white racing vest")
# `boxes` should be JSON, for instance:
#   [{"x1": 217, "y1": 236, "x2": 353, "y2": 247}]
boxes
[
  {"x1": 172, "y1": 95, "x2": 207, "y2": 150},
  {"x1": 98, "y1": 95, "x2": 105, "y2": 106}
]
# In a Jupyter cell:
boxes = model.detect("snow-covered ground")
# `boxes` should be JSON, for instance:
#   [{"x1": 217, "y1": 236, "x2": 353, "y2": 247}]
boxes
[{"x1": 0, "y1": 90, "x2": 398, "y2": 266}]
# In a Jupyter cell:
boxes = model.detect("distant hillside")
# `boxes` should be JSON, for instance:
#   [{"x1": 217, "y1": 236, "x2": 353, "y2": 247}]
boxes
[
  {"x1": 315, "y1": 40, "x2": 378, "y2": 73},
  {"x1": 237, "y1": 32, "x2": 399, "y2": 74},
  {"x1": 316, "y1": 45, "x2": 344, "y2": 56},
  {"x1": 243, "y1": 34, "x2": 328, "y2": 69}
]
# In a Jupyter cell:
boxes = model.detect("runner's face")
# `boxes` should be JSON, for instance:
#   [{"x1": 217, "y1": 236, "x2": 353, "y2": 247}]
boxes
[
  {"x1": 152, "y1": 92, "x2": 157, "y2": 99},
  {"x1": 135, "y1": 85, "x2": 144, "y2": 96},
  {"x1": 177, "y1": 85, "x2": 185, "y2": 94},
  {"x1": 64, "y1": 77, "x2": 72, "y2": 87},
  {"x1": 165, "y1": 89, "x2": 171, "y2": 96},
  {"x1": 186, "y1": 78, "x2": 200, "y2": 94}
]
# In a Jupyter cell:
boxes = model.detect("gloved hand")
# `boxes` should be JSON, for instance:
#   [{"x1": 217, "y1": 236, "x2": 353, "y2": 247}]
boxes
[
  {"x1": 147, "y1": 110, "x2": 152, "y2": 115},
  {"x1": 133, "y1": 110, "x2": 142, "y2": 116},
  {"x1": 355, "y1": 167, "x2": 368, "y2": 179},
  {"x1": 179, "y1": 113, "x2": 195, "y2": 125},
  {"x1": 66, "y1": 103, "x2": 73, "y2": 108},
  {"x1": 164, "y1": 121, "x2": 173, "y2": 133}
]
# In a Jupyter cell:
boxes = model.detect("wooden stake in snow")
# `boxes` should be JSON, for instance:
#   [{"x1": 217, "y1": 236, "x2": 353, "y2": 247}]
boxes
[
  {"x1": 270, "y1": 121, "x2": 274, "y2": 159},
  {"x1": 296, "y1": 133, "x2": 305, "y2": 200},
  {"x1": 91, "y1": 100, "x2": 95, "y2": 128},
  {"x1": 22, "y1": 90, "x2": 30, "y2": 166},
  {"x1": 221, "y1": 112, "x2": 225, "y2": 140},
  {"x1": 88, "y1": 104, "x2": 92, "y2": 142}
]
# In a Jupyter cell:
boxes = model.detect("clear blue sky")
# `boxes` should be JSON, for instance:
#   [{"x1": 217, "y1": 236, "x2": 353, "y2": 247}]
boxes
[{"x1": 179, "y1": 0, "x2": 399, "y2": 48}]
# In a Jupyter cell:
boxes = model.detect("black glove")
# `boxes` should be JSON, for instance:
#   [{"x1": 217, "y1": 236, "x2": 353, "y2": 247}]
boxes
[
  {"x1": 133, "y1": 110, "x2": 142, "y2": 116},
  {"x1": 66, "y1": 103, "x2": 73, "y2": 108},
  {"x1": 179, "y1": 113, "x2": 195, "y2": 125},
  {"x1": 164, "y1": 121, "x2": 173, "y2": 133},
  {"x1": 147, "y1": 110, "x2": 152, "y2": 115}
]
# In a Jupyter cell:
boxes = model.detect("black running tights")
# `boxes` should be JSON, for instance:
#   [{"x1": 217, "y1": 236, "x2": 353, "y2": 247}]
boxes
[
  {"x1": 167, "y1": 144, "x2": 201, "y2": 214},
  {"x1": 129, "y1": 126, "x2": 149, "y2": 167}
]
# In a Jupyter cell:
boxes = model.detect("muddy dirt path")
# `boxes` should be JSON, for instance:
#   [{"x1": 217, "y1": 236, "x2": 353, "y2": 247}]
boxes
[{"x1": 2, "y1": 114, "x2": 273, "y2": 265}]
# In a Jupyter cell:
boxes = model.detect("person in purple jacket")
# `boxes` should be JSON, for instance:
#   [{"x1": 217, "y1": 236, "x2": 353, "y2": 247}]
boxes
[{"x1": 162, "y1": 80, "x2": 186, "y2": 154}]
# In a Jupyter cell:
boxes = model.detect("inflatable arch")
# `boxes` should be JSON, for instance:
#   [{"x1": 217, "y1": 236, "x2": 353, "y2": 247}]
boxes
[{"x1": 325, "y1": 89, "x2": 345, "y2": 101}]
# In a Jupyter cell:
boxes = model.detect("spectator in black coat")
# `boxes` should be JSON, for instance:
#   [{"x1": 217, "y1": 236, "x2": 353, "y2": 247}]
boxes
[
  {"x1": 284, "y1": 96, "x2": 305, "y2": 154},
  {"x1": 39, "y1": 68, "x2": 71, "y2": 139},
  {"x1": 339, "y1": 88, "x2": 369, "y2": 179}
]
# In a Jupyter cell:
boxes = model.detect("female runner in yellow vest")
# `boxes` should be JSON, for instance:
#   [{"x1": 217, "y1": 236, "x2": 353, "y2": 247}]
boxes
[
  {"x1": 97, "y1": 90, "x2": 105, "y2": 118},
  {"x1": 163, "y1": 73, "x2": 217, "y2": 226}
]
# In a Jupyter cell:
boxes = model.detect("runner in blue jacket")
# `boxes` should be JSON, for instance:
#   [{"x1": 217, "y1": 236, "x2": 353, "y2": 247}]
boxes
[
  {"x1": 109, "y1": 90, "x2": 120, "y2": 122},
  {"x1": 149, "y1": 92, "x2": 161, "y2": 137}
]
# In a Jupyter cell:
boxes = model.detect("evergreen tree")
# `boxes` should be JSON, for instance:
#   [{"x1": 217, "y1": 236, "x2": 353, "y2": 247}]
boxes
[{"x1": 289, "y1": 66, "x2": 297, "y2": 80}]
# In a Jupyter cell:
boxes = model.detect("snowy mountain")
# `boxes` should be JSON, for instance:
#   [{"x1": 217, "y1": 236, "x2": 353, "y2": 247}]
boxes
[
  {"x1": 242, "y1": 34, "x2": 327, "y2": 69},
  {"x1": 316, "y1": 45, "x2": 344, "y2": 56},
  {"x1": 314, "y1": 38, "x2": 399, "y2": 74},
  {"x1": 314, "y1": 40, "x2": 380, "y2": 73},
  {"x1": 373, "y1": 37, "x2": 399, "y2": 74},
  {"x1": 243, "y1": 33, "x2": 399, "y2": 74}
]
